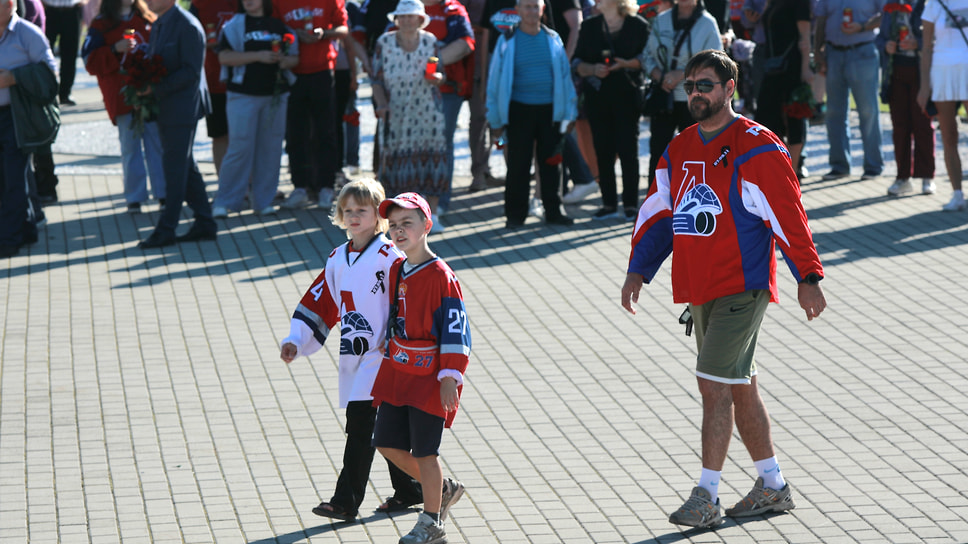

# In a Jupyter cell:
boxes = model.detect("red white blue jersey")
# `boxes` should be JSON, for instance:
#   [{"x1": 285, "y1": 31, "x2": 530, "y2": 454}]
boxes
[
  {"x1": 628, "y1": 116, "x2": 824, "y2": 306},
  {"x1": 282, "y1": 234, "x2": 403, "y2": 407},
  {"x1": 370, "y1": 257, "x2": 471, "y2": 428}
]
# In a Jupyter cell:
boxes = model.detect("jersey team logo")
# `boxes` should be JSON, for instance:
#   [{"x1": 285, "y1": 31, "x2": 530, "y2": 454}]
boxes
[
  {"x1": 490, "y1": 8, "x2": 520, "y2": 36},
  {"x1": 672, "y1": 161, "x2": 722, "y2": 236},
  {"x1": 340, "y1": 311, "x2": 374, "y2": 356}
]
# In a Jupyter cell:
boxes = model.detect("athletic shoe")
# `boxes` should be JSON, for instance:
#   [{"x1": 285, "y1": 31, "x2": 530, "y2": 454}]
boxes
[
  {"x1": 256, "y1": 205, "x2": 277, "y2": 216},
  {"x1": 561, "y1": 181, "x2": 598, "y2": 204},
  {"x1": 725, "y1": 477, "x2": 796, "y2": 517},
  {"x1": 281, "y1": 188, "x2": 310, "y2": 209},
  {"x1": 592, "y1": 207, "x2": 620, "y2": 220},
  {"x1": 399, "y1": 512, "x2": 446, "y2": 544},
  {"x1": 212, "y1": 206, "x2": 228, "y2": 218},
  {"x1": 468, "y1": 177, "x2": 487, "y2": 193},
  {"x1": 430, "y1": 214, "x2": 445, "y2": 234},
  {"x1": 528, "y1": 197, "x2": 544, "y2": 218},
  {"x1": 922, "y1": 179, "x2": 936, "y2": 195},
  {"x1": 439, "y1": 478, "x2": 464, "y2": 522},
  {"x1": 821, "y1": 171, "x2": 849, "y2": 181},
  {"x1": 942, "y1": 193, "x2": 967, "y2": 212},
  {"x1": 860, "y1": 172, "x2": 881, "y2": 180},
  {"x1": 317, "y1": 187, "x2": 335, "y2": 207},
  {"x1": 624, "y1": 207, "x2": 638, "y2": 221},
  {"x1": 668, "y1": 486, "x2": 723, "y2": 529},
  {"x1": 127, "y1": 202, "x2": 142, "y2": 214},
  {"x1": 887, "y1": 179, "x2": 913, "y2": 196}
]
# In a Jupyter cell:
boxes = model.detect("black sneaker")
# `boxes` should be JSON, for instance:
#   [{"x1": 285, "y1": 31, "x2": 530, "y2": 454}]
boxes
[
  {"x1": 127, "y1": 202, "x2": 142, "y2": 214},
  {"x1": 624, "y1": 207, "x2": 638, "y2": 221},
  {"x1": 592, "y1": 207, "x2": 620, "y2": 220},
  {"x1": 546, "y1": 215, "x2": 574, "y2": 226}
]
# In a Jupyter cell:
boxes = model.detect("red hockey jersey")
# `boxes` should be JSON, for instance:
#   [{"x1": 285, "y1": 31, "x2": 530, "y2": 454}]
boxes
[
  {"x1": 370, "y1": 257, "x2": 471, "y2": 428},
  {"x1": 628, "y1": 115, "x2": 823, "y2": 306}
]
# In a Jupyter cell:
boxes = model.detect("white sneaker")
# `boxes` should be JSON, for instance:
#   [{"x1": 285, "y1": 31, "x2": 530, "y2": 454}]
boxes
[
  {"x1": 212, "y1": 206, "x2": 228, "y2": 218},
  {"x1": 281, "y1": 188, "x2": 309, "y2": 209},
  {"x1": 561, "y1": 181, "x2": 598, "y2": 204},
  {"x1": 942, "y1": 193, "x2": 967, "y2": 212},
  {"x1": 256, "y1": 205, "x2": 277, "y2": 216},
  {"x1": 317, "y1": 187, "x2": 335, "y2": 207},
  {"x1": 887, "y1": 179, "x2": 913, "y2": 196},
  {"x1": 399, "y1": 512, "x2": 446, "y2": 544},
  {"x1": 528, "y1": 196, "x2": 544, "y2": 218},
  {"x1": 922, "y1": 179, "x2": 936, "y2": 195},
  {"x1": 430, "y1": 214, "x2": 445, "y2": 234}
]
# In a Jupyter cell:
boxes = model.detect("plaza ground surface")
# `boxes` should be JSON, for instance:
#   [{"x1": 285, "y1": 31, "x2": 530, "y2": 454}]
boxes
[{"x1": 2, "y1": 65, "x2": 968, "y2": 543}]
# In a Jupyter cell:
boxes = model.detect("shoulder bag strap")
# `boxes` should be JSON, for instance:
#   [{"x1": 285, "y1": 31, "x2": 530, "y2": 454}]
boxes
[{"x1": 935, "y1": 0, "x2": 968, "y2": 50}]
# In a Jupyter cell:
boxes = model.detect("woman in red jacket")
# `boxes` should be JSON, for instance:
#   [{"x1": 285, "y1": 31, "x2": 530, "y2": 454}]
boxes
[{"x1": 82, "y1": 0, "x2": 166, "y2": 213}]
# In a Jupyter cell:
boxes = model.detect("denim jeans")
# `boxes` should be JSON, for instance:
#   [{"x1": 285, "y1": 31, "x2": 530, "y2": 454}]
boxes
[
  {"x1": 438, "y1": 92, "x2": 464, "y2": 211},
  {"x1": 117, "y1": 113, "x2": 166, "y2": 203},
  {"x1": 824, "y1": 43, "x2": 884, "y2": 175}
]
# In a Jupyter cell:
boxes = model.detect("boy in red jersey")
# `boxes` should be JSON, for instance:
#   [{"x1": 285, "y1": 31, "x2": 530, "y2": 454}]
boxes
[
  {"x1": 372, "y1": 192, "x2": 471, "y2": 544},
  {"x1": 621, "y1": 49, "x2": 826, "y2": 530}
]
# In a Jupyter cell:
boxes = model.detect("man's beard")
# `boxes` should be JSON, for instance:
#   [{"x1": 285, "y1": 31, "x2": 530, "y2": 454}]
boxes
[{"x1": 689, "y1": 96, "x2": 723, "y2": 122}]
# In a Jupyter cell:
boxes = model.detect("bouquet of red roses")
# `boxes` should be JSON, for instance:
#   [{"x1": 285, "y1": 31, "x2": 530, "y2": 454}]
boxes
[
  {"x1": 782, "y1": 83, "x2": 816, "y2": 120},
  {"x1": 121, "y1": 49, "x2": 167, "y2": 136},
  {"x1": 272, "y1": 33, "x2": 297, "y2": 108}
]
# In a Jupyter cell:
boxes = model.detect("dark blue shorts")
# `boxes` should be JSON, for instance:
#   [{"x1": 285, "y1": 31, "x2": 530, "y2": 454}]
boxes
[{"x1": 372, "y1": 402, "x2": 445, "y2": 458}]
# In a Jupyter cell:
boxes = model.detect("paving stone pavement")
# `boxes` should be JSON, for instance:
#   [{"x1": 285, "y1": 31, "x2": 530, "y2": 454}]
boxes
[{"x1": 2, "y1": 65, "x2": 968, "y2": 543}]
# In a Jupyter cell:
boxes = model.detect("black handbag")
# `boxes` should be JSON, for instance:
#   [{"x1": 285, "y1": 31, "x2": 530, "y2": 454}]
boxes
[
  {"x1": 762, "y1": 43, "x2": 793, "y2": 75},
  {"x1": 600, "y1": 17, "x2": 649, "y2": 113}
]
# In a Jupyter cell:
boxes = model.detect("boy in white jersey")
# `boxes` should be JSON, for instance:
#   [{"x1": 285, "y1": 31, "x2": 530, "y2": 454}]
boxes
[{"x1": 280, "y1": 179, "x2": 422, "y2": 522}]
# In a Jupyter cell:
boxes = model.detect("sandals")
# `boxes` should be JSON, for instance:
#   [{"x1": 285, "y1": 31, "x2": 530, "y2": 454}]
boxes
[
  {"x1": 376, "y1": 496, "x2": 422, "y2": 513},
  {"x1": 311, "y1": 501, "x2": 356, "y2": 522}
]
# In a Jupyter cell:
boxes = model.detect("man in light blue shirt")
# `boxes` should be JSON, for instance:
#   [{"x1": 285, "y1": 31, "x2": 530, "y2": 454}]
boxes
[
  {"x1": 0, "y1": 0, "x2": 55, "y2": 257},
  {"x1": 814, "y1": 0, "x2": 886, "y2": 180}
]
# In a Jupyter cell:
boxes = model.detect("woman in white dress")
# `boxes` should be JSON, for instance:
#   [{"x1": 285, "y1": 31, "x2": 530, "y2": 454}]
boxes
[{"x1": 917, "y1": 0, "x2": 968, "y2": 211}]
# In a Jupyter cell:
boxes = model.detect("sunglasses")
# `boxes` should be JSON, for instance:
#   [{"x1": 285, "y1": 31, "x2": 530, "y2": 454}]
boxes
[{"x1": 683, "y1": 79, "x2": 729, "y2": 94}]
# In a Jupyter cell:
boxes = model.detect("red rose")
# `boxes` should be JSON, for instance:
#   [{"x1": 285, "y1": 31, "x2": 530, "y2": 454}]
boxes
[{"x1": 545, "y1": 154, "x2": 563, "y2": 166}]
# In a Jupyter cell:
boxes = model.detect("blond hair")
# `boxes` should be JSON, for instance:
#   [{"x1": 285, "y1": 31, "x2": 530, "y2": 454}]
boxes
[
  {"x1": 331, "y1": 178, "x2": 389, "y2": 235},
  {"x1": 617, "y1": 0, "x2": 638, "y2": 17}
]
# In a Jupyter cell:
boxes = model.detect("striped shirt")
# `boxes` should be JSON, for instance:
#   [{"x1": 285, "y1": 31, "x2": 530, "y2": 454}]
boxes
[{"x1": 511, "y1": 28, "x2": 553, "y2": 105}]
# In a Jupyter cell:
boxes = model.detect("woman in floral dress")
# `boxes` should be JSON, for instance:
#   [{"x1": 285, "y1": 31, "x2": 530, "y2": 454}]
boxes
[{"x1": 371, "y1": 0, "x2": 448, "y2": 223}]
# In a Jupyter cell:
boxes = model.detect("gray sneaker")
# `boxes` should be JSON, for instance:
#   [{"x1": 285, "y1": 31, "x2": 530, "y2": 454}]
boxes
[
  {"x1": 281, "y1": 188, "x2": 310, "y2": 209},
  {"x1": 668, "y1": 486, "x2": 723, "y2": 529},
  {"x1": 725, "y1": 477, "x2": 796, "y2": 517},
  {"x1": 399, "y1": 512, "x2": 446, "y2": 544},
  {"x1": 887, "y1": 178, "x2": 913, "y2": 196},
  {"x1": 439, "y1": 477, "x2": 464, "y2": 522}
]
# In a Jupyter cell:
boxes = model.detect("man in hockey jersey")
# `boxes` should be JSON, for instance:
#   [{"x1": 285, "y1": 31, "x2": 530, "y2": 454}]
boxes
[{"x1": 620, "y1": 49, "x2": 826, "y2": 529}]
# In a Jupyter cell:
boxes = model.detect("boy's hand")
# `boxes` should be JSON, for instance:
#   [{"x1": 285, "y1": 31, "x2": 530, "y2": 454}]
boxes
[
  {"x1": 280, "y1": 342, "x2": 298, "y2": 363},
  {"x1": 440, "y1": 377, "x2": 459, "y2": 412}
]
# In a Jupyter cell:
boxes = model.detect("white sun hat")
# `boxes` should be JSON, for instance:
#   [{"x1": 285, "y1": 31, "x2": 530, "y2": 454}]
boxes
[{"x1": 387, "y1": 0, "x2": 431, "y2": 29}]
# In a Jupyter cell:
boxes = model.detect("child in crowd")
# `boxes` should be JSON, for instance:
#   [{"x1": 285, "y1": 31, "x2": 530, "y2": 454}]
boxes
[
  {"x1": 211, "y1": 0, "x2": 298, "y2": 218},
  {"x1": 280, "y1": 179, "x2": 423, "y2": 522},
  {"x1": 82, "y1": 0, "x2": 166, "y2": 214},
  {"x1": 372, "y1": 192, "x2": 471, "y2": 544}
]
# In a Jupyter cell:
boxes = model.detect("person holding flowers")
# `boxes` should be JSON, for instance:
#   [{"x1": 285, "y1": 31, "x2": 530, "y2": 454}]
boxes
[
  {"x1": 210, "y1": 0, "x2": 298, "y2": 218},
  {"x1": 752, "y1": 0, "x2": 812, "y2": 181},
  {"x1": 82, "y1": 0, "x2": 167, "y2": 213},
  {"x1": 877, "y1": 0, "x2": 936, "y2": 197}
]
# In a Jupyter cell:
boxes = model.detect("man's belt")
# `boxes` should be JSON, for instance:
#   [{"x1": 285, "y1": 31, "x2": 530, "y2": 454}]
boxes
[{"x1": 826, "y1": 40, "x2": 873, "y2": 51}]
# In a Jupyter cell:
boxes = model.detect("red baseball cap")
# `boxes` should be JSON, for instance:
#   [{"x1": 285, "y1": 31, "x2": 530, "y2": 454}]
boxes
[{"x1": 379, "y1": 192, "x2": 433, "y2": 227}]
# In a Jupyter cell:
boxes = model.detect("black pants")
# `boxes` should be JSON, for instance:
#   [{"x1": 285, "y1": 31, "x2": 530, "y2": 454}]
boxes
[
  {"x1": 44, "y1": 4, "x2": 82, "y2": 100},
  {"x1": 286, "y1": 71, "x2": 337, "y2": 193},
  {"x1": 647, "y1": 100, "x2": 694, "y2": 185},
  {"x1": 333, "y1": 69, "x2": 352, "y2": 170},
  {"x1": 33, "y1": 148, "x2": 58, "y2": 198},
  {"x1": 330, "y1": 401, "x2": 422, "y2": 513},
  {"x1": 155, "y1": 122, "x2": 215, "y2": 236},
  {"x1": 505, "y1": 102, "x2": 565, "y2": 223},
  {"x1": 0, "y1": 107, "x2": 36, "y2": 249},
  {"x1": 587, "y1": 87, "x2": 641, "y2": 210}
]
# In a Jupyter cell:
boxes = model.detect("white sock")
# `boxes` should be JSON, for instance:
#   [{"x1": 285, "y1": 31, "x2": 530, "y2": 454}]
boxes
[
  {"x1": 698, "y1": 467, "x2": 721, "y2": 504},
  {"x1": 754, "y1": 456, "x2": 786, "y2": 490}
]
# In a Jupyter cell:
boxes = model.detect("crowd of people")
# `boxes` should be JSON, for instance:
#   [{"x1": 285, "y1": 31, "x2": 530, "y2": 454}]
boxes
[{"x1": 3, "y1": 0, "x2": 967, "y2": 252}]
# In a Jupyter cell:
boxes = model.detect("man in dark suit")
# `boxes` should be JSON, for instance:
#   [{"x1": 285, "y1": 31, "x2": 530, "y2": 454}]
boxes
[{"x1": 138, "y1": 0, "x2": 217, "y2": 249}]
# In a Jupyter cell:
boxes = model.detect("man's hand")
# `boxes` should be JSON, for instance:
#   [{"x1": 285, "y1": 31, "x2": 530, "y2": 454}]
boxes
[
  {"x1": 280, "y1": 342, "x2": 298, "y2": 363},
  {"x1": 797, "y1": 282, "x2": 826, "y2": 321},
  {"x1": 621, "y1": 273, "x2": 644, "y2": 315},
  {"x1": 440, "y1": 377, "x2": 459, "y2": 412},
  {"x1": 114, "y1": 37, "x2": 135, "y2": 54},
  {"x1": 0, "y1": 69, "x2": 15, "y2": 89}
]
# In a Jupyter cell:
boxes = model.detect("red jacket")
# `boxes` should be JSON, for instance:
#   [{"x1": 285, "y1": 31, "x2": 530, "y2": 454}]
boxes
[
  {"x1": 82, "y1": 13, "x2": 152, "y2": 125},
  {"x1": 273, "y1": 0, "x2": 348, "y2": 73},
  {"x1": 419, "y1": 0, "x2": 476, "y2": 97},
  {"x1": 190, "y1": 0, "x2": 237, "y2": 94}
]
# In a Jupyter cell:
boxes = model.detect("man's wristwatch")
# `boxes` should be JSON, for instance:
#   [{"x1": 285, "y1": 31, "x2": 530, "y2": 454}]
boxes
[{"x1": 800, "y1": 273, "x2": 822, "y2": 285}]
